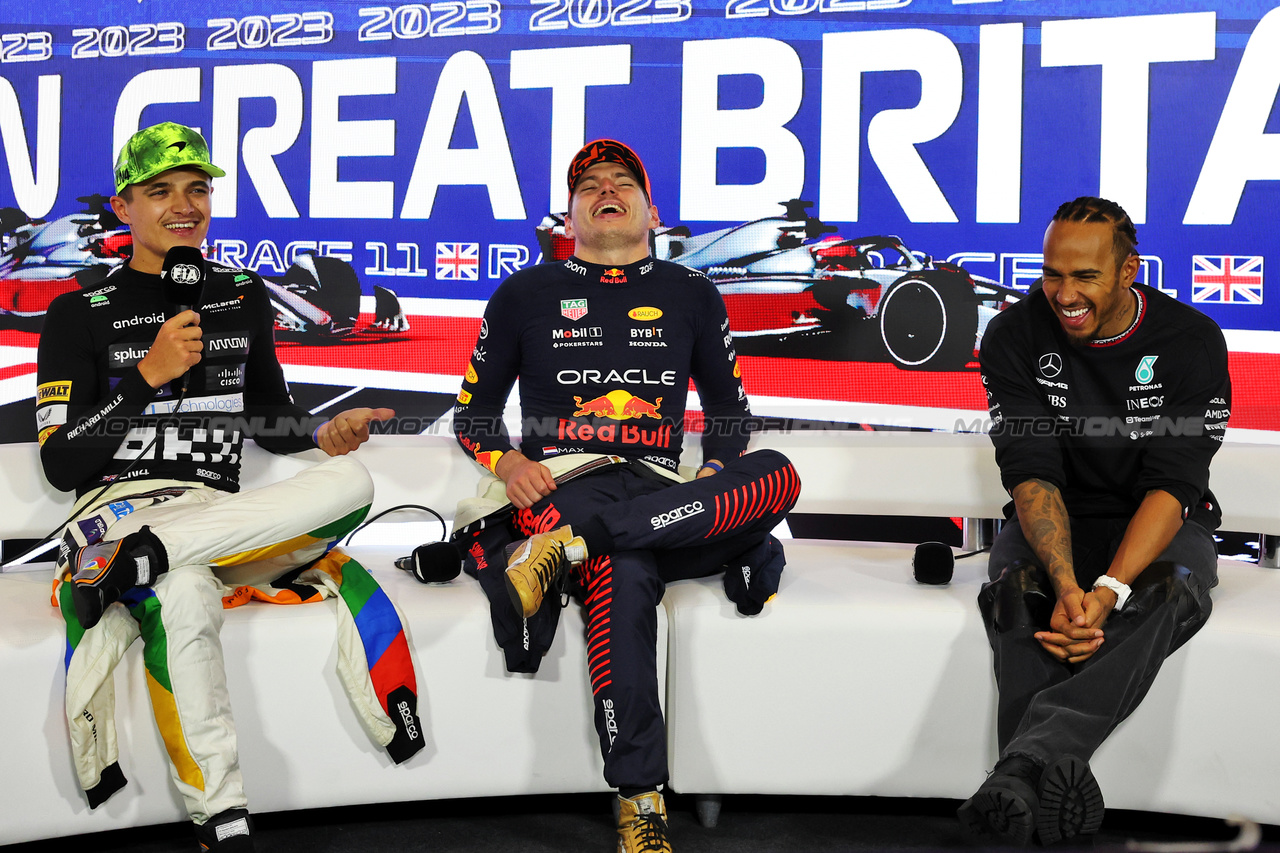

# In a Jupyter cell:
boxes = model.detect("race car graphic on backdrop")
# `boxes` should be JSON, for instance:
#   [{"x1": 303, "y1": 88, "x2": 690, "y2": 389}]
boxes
[
  {"x1": 537, "y1": 201, "x2": 1025, "y2": 370},
  {"x1": 0, "y1": 199, "x2": 409, "y2": 341}
]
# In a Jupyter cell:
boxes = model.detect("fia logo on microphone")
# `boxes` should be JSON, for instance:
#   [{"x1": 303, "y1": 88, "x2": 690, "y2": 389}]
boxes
[{"x1": 169, "y1": 264, "x2": 202, "y2": 285}]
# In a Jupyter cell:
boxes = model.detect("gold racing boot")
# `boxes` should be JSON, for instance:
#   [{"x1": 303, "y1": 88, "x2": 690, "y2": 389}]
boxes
[
  {"x1": 617, "y1": 791, "x2": 673, "y2": 853},
  {"x1": 504, "y1": 525, "x2": 587, "y2": 617}
]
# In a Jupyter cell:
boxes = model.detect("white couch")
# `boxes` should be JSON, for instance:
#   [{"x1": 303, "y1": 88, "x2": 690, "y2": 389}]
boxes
[{"x1": 2, "y1": 433, "x2": 1278, "y2": 845}]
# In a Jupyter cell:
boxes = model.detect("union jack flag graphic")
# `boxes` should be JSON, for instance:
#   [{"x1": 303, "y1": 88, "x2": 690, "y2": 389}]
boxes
[
  {"x1": 1191, "y1": 255, "x2": 1263, "y2": 304},
  {"x1": 436, "y1": 242, "x2": 479, "y2": 280}
]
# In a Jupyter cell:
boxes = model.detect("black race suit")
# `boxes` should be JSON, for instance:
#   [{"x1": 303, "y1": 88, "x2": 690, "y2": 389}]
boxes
[
  {"x1": 455, "y1": 256, "x2": 800, "y2": 789},
  {"x1": 978, "y1": 283, "x2": 1230, "y2": 767},
  {"x1": 36, "y1": 263, "x2": 422, "y2": 822}
]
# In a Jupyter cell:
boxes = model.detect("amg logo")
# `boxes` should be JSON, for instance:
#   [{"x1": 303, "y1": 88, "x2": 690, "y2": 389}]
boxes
[
  {"x1": 397, "y1": 700, "x2": 420, "y2": 741},
  {"x1": 651, "y1": 501, "x2": 704, "y2": 530}
]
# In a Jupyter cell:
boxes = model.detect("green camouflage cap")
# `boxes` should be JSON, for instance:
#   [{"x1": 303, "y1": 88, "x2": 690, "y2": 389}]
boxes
[{"x1": 113, "y1": 122, "x2": 226, "y2": 194}]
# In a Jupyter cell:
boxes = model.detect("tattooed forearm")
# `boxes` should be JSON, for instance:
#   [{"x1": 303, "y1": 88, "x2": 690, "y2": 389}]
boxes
[{"x1": 1011, "y1": 478, "x2": 1076, "y2": 595}]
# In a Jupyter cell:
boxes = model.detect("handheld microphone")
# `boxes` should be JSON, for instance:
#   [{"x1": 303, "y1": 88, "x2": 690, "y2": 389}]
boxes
[
  {"x1": 395, "y1": 541, "x2": 463, "y2": 584},
  {"x1": 161, "y1": 245, "x2": 206, "y2": 316},
  {"x1": 912, "y1": 541, "x2": 955, "y2": 585},
  {"x1": 912, "y1": 541, "x2": 991, "y2": 585}
]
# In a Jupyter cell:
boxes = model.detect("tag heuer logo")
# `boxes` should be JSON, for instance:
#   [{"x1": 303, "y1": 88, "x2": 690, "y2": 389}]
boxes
[{"x1": 561, "y1": 299, "x2": 588, "y2": 321}]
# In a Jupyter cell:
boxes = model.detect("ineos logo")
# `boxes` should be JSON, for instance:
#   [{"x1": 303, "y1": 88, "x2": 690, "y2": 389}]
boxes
[
  {"x1": 169, "y1": 263, "x2": 201, "y2": 285},
  {"x1": 1038, "y1": 352, "x2": 1063, "y2": 378}
]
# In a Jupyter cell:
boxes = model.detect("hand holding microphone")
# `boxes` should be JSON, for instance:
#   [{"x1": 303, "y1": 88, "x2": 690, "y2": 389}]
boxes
[
  {"x1": 139, "y1": 311, "x2": 203, "y2": 389},
  {"x1": 139, "y1": 246, "x2": 207, "y2": 390}
]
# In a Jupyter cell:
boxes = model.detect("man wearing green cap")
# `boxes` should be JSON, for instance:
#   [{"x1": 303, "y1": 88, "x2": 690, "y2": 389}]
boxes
[{"x1": 35, "y1": 122, "x2": 421, "y2": 851}]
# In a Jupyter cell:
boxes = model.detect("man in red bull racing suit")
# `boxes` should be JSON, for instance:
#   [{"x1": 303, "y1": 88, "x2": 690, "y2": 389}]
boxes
[
  {"x1": 454, "y1": 139, "x2": 800, "y2": 853},
  {"x1": 36, "y1": 122, "x2": 422, "y2": 852}
]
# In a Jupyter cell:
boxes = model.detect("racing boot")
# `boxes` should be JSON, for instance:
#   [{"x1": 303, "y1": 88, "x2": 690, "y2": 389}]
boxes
[
  {"x1": 617, "y1": 790, "x2": 673, "y2": 853},
  {"x1": 71, "y1": 526, "x2": 167, "y2": 630},
  {"x1": 195, "y1": 808, "x2": 256, "y2": 851},
  {"x1": 504, "y1": 525, "x2": 587, "y2": 618}
]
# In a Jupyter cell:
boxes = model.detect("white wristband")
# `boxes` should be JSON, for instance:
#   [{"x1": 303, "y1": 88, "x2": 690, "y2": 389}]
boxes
[{"x1": 1092, "y1": 575, "x2": 1132, "y2": 611}]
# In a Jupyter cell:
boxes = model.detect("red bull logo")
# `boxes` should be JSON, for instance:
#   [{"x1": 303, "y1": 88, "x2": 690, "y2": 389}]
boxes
[
  {"x1": 474, "y1": 450, "x2": 504, "y2": 473},
  {"x1": 468, "y1": 541, "x2": 487, "y2": 571},
  {"x1": 600, "y1": 268, "x2": 627, "y2": 284},
  {"x1": 515, "y1": 504, "x2": 562, "y2": 535},
  {"x1": 572, "y1": 389, "x2": 662, "y2": 420},
  {"x1": 558, "y1": 419, "x2": 673, "y2": 448}
]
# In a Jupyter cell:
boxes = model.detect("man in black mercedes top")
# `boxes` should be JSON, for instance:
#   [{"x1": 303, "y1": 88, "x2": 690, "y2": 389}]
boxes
[
  {"x1": 37, "y1": 122, "x2": 417, "y2": 852},
  {"x1": 958, "y1": 197, "x2": 1231, "y2": 846},
  {"x1": 454, "y1": 139, "x2": 800, "y2": 852}
]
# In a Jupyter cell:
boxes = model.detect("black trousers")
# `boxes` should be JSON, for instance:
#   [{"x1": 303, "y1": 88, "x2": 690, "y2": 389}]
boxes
[
  {"x1": 513, "y1": 449, "x2": 800, "y2": 789},
  {"x1": 979, "y1": 516, "x2": 1217, "y2": 767}
]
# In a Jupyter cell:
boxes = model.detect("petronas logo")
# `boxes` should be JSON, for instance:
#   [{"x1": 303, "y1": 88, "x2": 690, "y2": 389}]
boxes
[{"x1": 1135, "y1": 356, "x2": 1158, "y2": 384}]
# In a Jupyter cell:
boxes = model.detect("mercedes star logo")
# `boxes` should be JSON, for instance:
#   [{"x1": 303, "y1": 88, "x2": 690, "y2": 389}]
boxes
[{"x1": 1039, "y1": 352, "x2": 1063, "y2": 378}]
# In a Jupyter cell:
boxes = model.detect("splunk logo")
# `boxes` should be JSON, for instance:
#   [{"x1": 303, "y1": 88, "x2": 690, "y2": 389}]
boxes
[
  {"x1": 108, "y1": 343, "x2": 151, "y2": 367},
  {"x1": 651, "y1": 501, "x2": 704, "y2": 530}
]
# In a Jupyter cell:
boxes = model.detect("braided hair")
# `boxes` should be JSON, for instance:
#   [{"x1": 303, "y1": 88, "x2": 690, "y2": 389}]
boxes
[{"x1": 1051, "y1": 196, "x2": 1138, "y2": 271}]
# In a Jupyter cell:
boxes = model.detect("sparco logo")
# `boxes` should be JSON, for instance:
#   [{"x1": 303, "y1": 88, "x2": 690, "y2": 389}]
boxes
[
  {"x1": 603, "y1": 699, "x2": 618, "y2": 746},
  {"x1": 168, "y1": 263, "x2": 201, "y2": 285},
  {"x1": 113, "y1": 312, "x2": 165, "y2": 330},
  {"x1": 397, "y1": 700, "x2": 420, "y2": 741},
  {"x1": 652, "y1": 501, "x2": 704, "y2": 530}
]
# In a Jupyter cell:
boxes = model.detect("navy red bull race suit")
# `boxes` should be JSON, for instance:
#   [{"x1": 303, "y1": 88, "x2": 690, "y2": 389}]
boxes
[{"x1": 454, "y1": 255, "x2": 800, "y2": 790}]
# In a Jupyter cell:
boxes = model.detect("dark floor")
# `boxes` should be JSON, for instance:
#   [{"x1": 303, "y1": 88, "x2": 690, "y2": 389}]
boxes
[{"x1": 6, "y1": 793, "x2": 1274, "y2": 852}]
